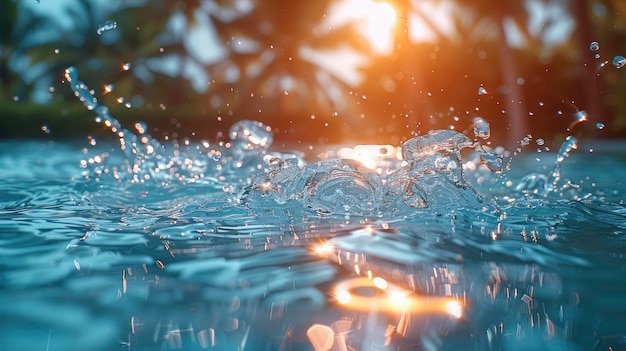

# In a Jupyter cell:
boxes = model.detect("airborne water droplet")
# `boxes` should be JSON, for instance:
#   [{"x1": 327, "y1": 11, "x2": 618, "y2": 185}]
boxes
[
  {"x1": 589, "y1": 41, "x2": 600, "y2": 51},
  {"x1": 97, "y1": 20, "x2": 117, "y2": 35},
  {"x1": 612, "y1": 55, "x2": 626, "y2": 69},
  {"x1": 472, "y1": 117, "x2": 490, "y2": 139},
  {"x1": 477, "y1": 86, "x2": 487, "y2": 95},
  {"x1": 596, "y1": 122, "x2": 605, "y2": 130}
]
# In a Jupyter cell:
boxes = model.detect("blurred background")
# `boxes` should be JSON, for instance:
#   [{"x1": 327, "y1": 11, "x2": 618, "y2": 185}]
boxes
[{"x1": 1, "y1": 0, "x2": 625, "y2": 147}]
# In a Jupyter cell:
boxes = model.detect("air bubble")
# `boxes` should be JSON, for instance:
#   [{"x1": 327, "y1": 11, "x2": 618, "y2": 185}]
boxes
[
  {"x1": 596, "y1": 122, "x2": 605, "y2": 130},
  {"x1": 589, "y1": 41, "x2": 600, "y2": 51},
  {"x1": 612, "y1": 55, "x2": 626, "y2": 69}
]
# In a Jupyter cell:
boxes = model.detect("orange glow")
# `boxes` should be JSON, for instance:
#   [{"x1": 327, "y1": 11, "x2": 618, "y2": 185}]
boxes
[
  {"x1": 373, "y1": 276, "x2": 388, "y2": 290},
  {"x1": 306, "y1": 324, "x2": 335, "y2": 351},
  {"x1": 336, "y1": 144, "x2": 401, "y2": 169},
  {"x1": 314, "y1": 242, "x2": 334, "y2": 256},
  {"x1": 332, "y1": 277, "x2": 463, "y2": 318}
]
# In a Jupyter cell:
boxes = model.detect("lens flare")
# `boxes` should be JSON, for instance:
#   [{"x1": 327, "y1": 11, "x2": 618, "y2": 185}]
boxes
[{"x1": 332, "y1": 277, "x2": 463, "y2": 318}]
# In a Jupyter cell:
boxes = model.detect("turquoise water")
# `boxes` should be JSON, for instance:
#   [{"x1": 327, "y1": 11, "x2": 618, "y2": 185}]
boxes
[{"x1": 1, "y1": 125, "x2": 626, "y2": 350}]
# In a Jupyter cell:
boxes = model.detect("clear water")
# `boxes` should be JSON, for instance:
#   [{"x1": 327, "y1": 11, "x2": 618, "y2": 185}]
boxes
[
  {"x1": 2, "y1": 68, "x2": 626, "y2": 351},
  {"x1": 2, "y1": 116, "x2": 626, "y2": 351}
]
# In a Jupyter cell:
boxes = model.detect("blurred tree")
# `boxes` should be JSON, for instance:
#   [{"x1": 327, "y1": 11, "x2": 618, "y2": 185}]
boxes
[
  {"x1": 449, "y1": 0, "x2": 538, "y2": 148},
  {"x1": 195, "y1": 0, "x2": 372, "y2": 138},
  {"x1": 0, "y1": 0, "x2": 56, "y2": 102}
]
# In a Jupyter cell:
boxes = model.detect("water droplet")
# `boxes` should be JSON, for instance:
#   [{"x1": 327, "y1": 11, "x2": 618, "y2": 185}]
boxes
[
  {"x1": 472, "y1": 117, "x2": 490, "y2": 139},
  {"x1": 589, "y1": 41, "x2": 600, "y2": 51},
  {"x1": 573, "y1": 110, "x2": 588, "y2": 122},
  {"x1": 122, "y1": 62, "x2": 132, "y2": 71},
  {"x1": 536, "y1": 138, "x2": 545, "y2": 146},
  {"x1": 97, "y1": 20, "x2": 117, "y2": 35},
  {"x1": 211, "y1": 150, "x2": 222, "y2": 162},
  {"x1": 103, "y1": 84, "x2": 114, "y2": 94},
  {"x1": 41, "y1": 124, "x2": 51, "y2": 134},
  {"x1": 612, "y1": 55, "x2": 626, "y2": 69},
  {"x1": 54, "y1": 48, "x2": 59, "y2": 54},
  {"x1": 124, "y1": 102, "x2": 132, "y2": 109},
  {"x1": 596, "y1": 122, "x2": 605, "y2": 130},
  {"x1": 477, "y1": 86, "x2": 487, "y2": 95},
  {"x1": 538, "y1": 101, "x2": 544, "y2": 107}
]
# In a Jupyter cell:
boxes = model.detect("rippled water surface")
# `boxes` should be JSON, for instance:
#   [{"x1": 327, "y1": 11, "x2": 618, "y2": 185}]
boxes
[{"x1": 1, "y1": 136, "x2": 626, "y2": 351}]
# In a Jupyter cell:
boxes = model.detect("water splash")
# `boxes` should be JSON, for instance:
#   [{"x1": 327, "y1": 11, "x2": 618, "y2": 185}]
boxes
[
  {"x1": 472, "y1": 117, "x2": 490, "y2": 140},
  {"x1": 516, "y1": 136, "x2": 578, "y2": 196}
]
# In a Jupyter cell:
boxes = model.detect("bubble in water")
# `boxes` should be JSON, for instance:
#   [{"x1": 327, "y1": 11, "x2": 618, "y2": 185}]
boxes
[
  {"x1": 536, "y1": 138, "x2": 545, "y2": 146},
  {"x1": 229, "y1": 120, "x2": 273, "y2": 156},
  {"x1": 96, "y1": 21, "x2": 117, "y2": 35},
  {"x1": 596, "y1": 122, "x2": 605, "y2": 130},
  {"x1": 612, "y1": 55, "x2": 626, "y2": 69},
  {"x1": 589, "y1": 41, "x2": 600, "y2": 51},
  {"x1": 477, "y1": 86, "x2": 487, "y2": 95},
  {"x1": 472, "y1": 117, "x2": 490, "y2": 139}
]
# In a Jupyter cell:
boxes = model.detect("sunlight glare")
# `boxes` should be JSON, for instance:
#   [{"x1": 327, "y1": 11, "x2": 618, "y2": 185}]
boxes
[{"x1": 364, "y1": 1, "x2": 396, "y2": 54}]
